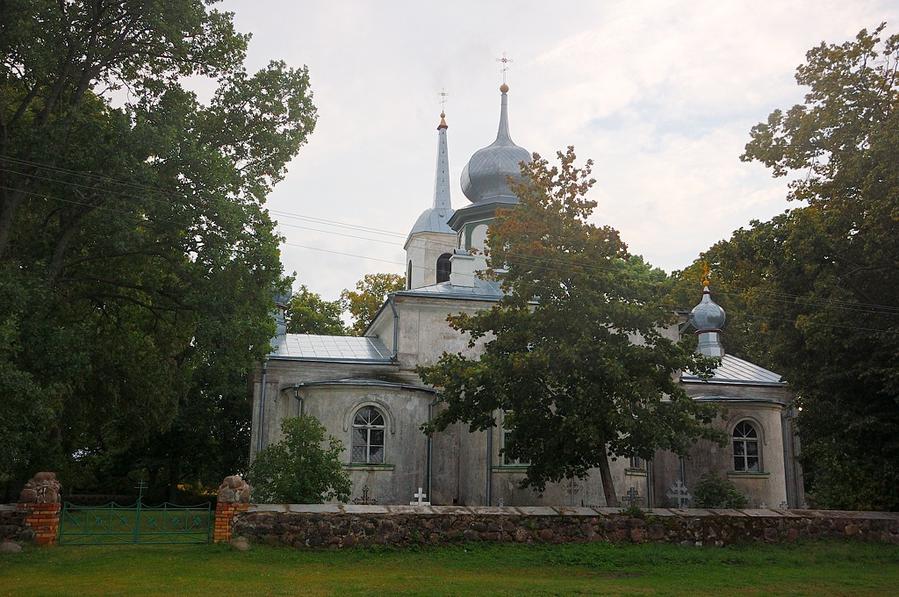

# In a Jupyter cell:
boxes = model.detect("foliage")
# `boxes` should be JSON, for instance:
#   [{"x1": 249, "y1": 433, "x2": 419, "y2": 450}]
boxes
[
  {"x1": 692, "y1": 473, "x2": 748, "y2": 509},
  {"x1": 341, "y1": 273, "x2": 404, "y2": 335},
  {"x1": 0, "y1": 1, "x2": 316, "y2": 497},
  {"x1": 671, "y1": 25, "x2": 899, "y2": 510},
  {"x1": 285, "y1": 284, "x2": 346, "y2": 335},
  {"x1": 418, "y1": 148, "x2": 723, "y2": 506},
  {"x1": 248, "y1": 416, "x2": 351, "y2": 504}
]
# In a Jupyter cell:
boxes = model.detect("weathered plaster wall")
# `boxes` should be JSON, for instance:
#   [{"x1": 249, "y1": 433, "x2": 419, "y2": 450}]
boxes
[
  {"x1": 233, "y1": 505, "x2": 899, "y2": 548},
  {"x1": 405, "y1": 232, "x2": 457, "y2": 290}
]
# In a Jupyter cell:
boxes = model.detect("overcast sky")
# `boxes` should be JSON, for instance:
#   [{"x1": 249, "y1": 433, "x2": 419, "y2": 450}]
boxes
[{"x1": 220, "y1": 0, "x2": 896, "y2": 301}]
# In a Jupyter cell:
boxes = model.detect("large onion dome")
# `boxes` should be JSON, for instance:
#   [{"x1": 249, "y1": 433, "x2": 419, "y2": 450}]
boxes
[{"x1": 460, "y1": 84, "x2": 531, "y2": 204}]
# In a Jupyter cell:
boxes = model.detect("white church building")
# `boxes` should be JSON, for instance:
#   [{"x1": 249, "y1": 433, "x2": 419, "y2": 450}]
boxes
[{"x1": 250, "y1": 84, "x2": 804, "y2": 509}]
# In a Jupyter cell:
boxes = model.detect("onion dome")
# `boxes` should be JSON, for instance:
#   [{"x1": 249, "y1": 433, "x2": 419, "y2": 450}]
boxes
[
  {"x1": 690, "y1": 286, "x2": 726, "y2": 357},
  {"x1": 460, "y1": 84, "x2": 531, "y2": 204},
  {"x1": 405, "y1": 111, "x2": 455, "y2": 247}
]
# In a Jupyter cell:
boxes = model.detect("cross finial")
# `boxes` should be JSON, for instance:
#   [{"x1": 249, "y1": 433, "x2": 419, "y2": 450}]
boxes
[
  {"x1": 701, "y1": 262, "x2": 711, "y2": 288},
  {"x1": 438, "y1": 88, "x2": 448, "y2": 112},
  {"x1": 496, "y1": 52, "x2": 513, "y2": 84}
]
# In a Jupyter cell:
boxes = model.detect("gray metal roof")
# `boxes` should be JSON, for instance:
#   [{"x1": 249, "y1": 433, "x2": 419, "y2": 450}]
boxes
[
  {"x1": 395, "y1": 278, "x2": 505, "y2": 301},
  {"x1": 681, "y1": 354, "x2": 785, "y2": 387},
  {"x1": 460, "y1": 86, "x2": 531, "y2": 204},
  {"x1": 270, "y1": 334, "x2": 392, "y2": 362},
  {"x1": 287, "y1": 378, "x2": 435, "y2": 393}
]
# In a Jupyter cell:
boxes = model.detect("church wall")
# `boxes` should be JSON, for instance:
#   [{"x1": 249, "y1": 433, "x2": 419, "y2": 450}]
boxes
[
  {"x1": 296, "y1": 385, "x2": 432, "y2": 506},
  {"x1": 393, "y1": 296, "x2": 494, "y2": 368},
  {"x1": 405, "y1": 232, "x2": 456, "y2": 290},
  {"x1": 250, "y1": 359, "x2": 413, "y2": 461},
  {"x1": 651, "y1": 393, "x2": 790, "y2": 508}
]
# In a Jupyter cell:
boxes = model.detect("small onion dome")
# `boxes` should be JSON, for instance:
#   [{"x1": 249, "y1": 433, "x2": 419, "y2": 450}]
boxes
[
  {"x1": 689, "y1": 286, "x2": 726, "y2": 331},
  {"x1": 460, "y1": 84, "x2": 531, "y2": 204}
]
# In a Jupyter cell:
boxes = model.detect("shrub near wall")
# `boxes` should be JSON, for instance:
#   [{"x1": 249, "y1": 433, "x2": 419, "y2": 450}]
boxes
[{"x1": 232, "y1": 505, "x2": 899, "y2": 549}]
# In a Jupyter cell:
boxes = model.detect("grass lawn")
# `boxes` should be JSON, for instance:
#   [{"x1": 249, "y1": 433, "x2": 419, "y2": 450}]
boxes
[{"x1": 1, "y1": 541, "x2": 898, "y2": 596}]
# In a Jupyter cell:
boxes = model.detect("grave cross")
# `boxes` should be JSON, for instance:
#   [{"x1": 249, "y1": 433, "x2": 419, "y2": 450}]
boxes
[
  {"x1": 666, "y1": 480, "x2": 692, "y2": 509},
  {"x1": 622, "y1": 486, "x2": 641, "y2": 509},
  {"x1": 410, "y1": 487, "x2": 430, "y2": 506},
  {"x1": 352, "y1": 485, "x2": 377, "y2": 505}
]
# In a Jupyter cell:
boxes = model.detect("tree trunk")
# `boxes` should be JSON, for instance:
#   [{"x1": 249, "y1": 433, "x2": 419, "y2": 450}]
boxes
[{"x1": 598, "y1": 450, "x2": 619, "y2": 507}]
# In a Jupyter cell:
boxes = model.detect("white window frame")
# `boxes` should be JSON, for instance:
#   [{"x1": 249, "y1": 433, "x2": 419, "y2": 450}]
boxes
[
  {"x1": 351, "y1": 406, "x2": 386, "y2": 464},
  {"x1": 732, "y1": 420, "x2": 762, "y2": 472}
]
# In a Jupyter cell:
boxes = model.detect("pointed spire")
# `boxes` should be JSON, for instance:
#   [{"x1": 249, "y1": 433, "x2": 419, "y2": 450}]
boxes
[
  {"x1": 433, "y1": 111, "x2": 451, "y2": 210},
  {"x1": 495, "y1": 84, "x2": 514, "y2": 145}
]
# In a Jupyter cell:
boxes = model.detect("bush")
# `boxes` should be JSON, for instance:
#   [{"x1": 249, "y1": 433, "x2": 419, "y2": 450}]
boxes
[
  {"x1": 249, "y1": 416, "x2": 351, "y2": 503},
  {"x1": 692, "y1": 473, "x2": 748, "y2": 509}
]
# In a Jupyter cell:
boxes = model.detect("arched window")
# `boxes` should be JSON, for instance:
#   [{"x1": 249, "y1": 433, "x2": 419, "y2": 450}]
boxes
[
  {"x1": 436, "y1": 253, "x2": 452, "y2": 283},
  {"x1": 406, "y1": 261, "x2": 412, "y2": 290},
  {"x1": 733, "y1": 420, "x2": 760, "y2": 472},
  {"x1": 352, "y1": 406, "x2": 385, "y2": 464}
]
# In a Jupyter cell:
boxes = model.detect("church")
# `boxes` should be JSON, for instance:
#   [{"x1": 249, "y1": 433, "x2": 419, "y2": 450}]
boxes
[{"x1": 250, "y1": 83, "x2": 805, "y2": 509}]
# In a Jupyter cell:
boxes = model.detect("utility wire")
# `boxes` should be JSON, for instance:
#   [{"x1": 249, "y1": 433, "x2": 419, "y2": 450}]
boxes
[{"x1": 3, "y1": 155, "x2": 897, "y2": 315}]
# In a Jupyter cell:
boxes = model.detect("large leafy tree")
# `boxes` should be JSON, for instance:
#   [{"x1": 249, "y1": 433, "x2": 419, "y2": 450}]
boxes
[
  {"x1": 418, "y1": 148, "x2": 720, "y2": 506},
  {"x1": 0, "y1": 1, "x2": 316, "y2": 496},
  {"x1": 671, "y1": 25, "x2": 899, "y2": 510},
  {"x1": 341, "y1": 273, "x2": 404, "y2": 335},
  {"x1": 286, "y1": 285, "x2": 346, "y2": 335}
]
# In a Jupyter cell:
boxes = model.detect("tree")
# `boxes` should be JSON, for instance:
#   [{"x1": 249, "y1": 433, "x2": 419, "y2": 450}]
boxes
[
  {"x1": 341, "y1": 273, "x2": 404, "y2": 335},
  {"x1": 417, "y1": 148, "x2": 721, "y2": 506},
  {"x1": 248, "y1": 416, "x2": 351, "y2": 504},
  {"x1": 286, "y1": 285, "x2": 346, "y2": 335},
  {"x1": 0, "y1": 1, "x2": 317, "y2": 496},
  {"x1": 671, "y1": 25, "x2": 899, "y2": 510}
]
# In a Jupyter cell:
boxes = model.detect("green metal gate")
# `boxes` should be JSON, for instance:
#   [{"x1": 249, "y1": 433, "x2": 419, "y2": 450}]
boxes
[{"x1": 58, "y1": 500, "x2": 212, "y2": 545}]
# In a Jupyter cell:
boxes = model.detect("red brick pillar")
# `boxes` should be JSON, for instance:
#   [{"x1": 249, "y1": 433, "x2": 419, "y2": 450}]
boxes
[
  {"x1": 213, "y1": 475, "x2": 251, "y2": 543},
  {"x1": 17, "y1": 472, "x2": 62, "y2": 546}
]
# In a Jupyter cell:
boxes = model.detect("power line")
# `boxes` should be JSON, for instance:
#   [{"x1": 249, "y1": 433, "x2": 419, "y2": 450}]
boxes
[{"x1": 3, "y1": 155, "x2": 897, "y2": 315}]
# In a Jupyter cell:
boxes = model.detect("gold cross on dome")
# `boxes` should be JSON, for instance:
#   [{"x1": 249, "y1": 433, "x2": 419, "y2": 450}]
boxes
[{"x1": 496, "y1": 52, "x2": 513, "y2": 84}]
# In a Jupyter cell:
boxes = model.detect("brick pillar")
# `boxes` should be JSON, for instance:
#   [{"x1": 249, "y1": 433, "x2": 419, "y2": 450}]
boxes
[
  {"x1": 17, "y1": 472, "x2": 62, "y2": 546},
  {"x1": 213, "y1": 475, "x2": 251, "y2": 543}
]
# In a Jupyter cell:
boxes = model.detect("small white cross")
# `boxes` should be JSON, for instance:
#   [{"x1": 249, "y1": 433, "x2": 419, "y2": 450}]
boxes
[{"x1": 410, "y1": 487, "x2": 430, "y2": 506}]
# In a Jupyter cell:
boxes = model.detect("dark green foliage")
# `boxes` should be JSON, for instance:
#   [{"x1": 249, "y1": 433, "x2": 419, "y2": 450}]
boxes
[
  {"x1": 692, "y1": 474, "x2": 748, "y2": 509},
  {"x1": 286, "y1": 285, "x2": 346, "y2": 335},
  {"x1": 671, "y1": 25, "x2": 899, "y2": 511},
  {"x1": 0, "y1": 1, "x2": 317, "y2": 497},
  {"x1": 248, "y1": 416, "x2": 351, "y2": 504},
  {"x1": 418, "y1": 148, "x2": 723, "y2": 506}
]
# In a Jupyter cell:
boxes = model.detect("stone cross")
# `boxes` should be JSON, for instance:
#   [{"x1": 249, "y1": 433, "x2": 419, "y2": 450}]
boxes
[
  {"x1": 410, "y1": 487, "x2": 430, "y2": 506},
  {"x1": 622, "y1": 486, "x2": 641, "y2": 508},
  {"x1": 666, "y1": 480, "x2": 692, "y2": 509}
]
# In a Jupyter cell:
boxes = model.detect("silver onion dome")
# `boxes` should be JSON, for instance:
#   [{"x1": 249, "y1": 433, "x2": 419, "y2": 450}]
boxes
[
  {"x1": 690, "y1": 286, "x2": 726, "y2": 331},
  {"x1": 460, "y1": 84, "x2": 531, "y2": 204}
]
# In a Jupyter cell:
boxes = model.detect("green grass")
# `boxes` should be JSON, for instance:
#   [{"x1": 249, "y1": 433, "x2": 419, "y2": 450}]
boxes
[{"x1": 1, "y1": 541, "x2": 898, "y2": 596}]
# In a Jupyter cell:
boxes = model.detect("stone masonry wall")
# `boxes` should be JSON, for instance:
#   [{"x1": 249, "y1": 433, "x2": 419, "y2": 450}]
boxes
[
  {"x1": 0, "y1": 505, "x2": 33, "y2": 543},
  {"x1": 233, "y1": 505, "x2": 899, "y2": 549}
]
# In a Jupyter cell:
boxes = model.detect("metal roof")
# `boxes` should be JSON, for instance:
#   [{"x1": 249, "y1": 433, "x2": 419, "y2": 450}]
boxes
[
  {"x1": 287, "y1": 378, "x2": 435, "y2": 393},
  {"x1": 681, "y1": 354, "x2": 785, "y2": 387},
  {"x1": 270, "y1": 334, "x2": 392, "y2": 362},
  {"x1": 395, "y1": 278, "x2": 505, "y2": 301}
]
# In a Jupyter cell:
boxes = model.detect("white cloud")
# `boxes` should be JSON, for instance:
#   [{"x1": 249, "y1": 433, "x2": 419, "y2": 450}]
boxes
[{"x1": 218, "y1": 0, "x2": 897, "y2": 299}]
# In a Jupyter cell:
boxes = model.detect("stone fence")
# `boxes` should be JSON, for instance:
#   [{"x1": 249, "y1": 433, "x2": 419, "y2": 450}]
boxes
[{"x1": 233, "y1": 504, "x2": 899, "y2": 548}]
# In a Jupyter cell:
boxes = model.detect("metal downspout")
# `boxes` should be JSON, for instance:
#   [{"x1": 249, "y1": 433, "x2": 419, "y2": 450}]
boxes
[
  {"x1": 426, "y1": 397, "x2": 438, "y2": 503},
  {"x1": 485, "y1": 423, "x2": 494, "y2": 506},
  {"x1": 256, "y1": 360, "x2": 268, "y2": 455},
  {"x1": 388, "y1": 295, "x2": 399, "y2": 360}
]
